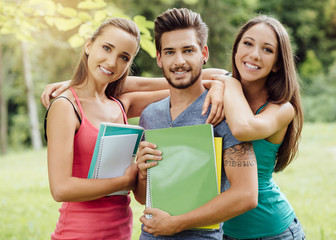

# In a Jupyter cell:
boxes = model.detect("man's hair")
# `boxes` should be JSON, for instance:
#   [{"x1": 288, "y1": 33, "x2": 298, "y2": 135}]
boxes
[{"x1": 154, "y1": 8, "x2": 208, "y2": 53}]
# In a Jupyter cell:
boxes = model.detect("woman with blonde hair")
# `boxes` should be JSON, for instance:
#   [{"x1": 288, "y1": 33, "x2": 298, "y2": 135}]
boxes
[
  {"x1": 45, "y1": 17, "x2": 168, "y2": 240},
  {"x1": 44, "y1": 16, "x2": 224, "y2": 239}
]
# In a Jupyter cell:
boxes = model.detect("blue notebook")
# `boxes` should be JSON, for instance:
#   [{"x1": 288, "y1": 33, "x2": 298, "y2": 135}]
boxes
[{"x1": 88, "y1": 122, "x2": 144, "y2": 195}]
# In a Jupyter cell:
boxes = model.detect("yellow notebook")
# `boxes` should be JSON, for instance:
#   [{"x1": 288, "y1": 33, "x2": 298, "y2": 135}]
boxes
[{"x1": 197, "y1": 137, "x2": 222, "y2": 230}]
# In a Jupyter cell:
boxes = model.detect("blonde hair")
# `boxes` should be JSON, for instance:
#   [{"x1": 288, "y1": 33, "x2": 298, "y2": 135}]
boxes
[{"x1": 70, "y1": 17, "x2": 140, "y2": 97}]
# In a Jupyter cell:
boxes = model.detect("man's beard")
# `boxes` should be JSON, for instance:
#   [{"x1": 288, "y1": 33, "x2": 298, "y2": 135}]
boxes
[{"x1": 163, "y1": 65, "x2": 202, "y2": 89}]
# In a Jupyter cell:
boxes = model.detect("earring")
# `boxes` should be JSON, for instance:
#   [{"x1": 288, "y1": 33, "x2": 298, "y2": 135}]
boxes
[
  {"x1": 85, "y1": 50, "x2": 89, "y2": 55},
  {"x1": 203, "y1": 60, "x2": 207, "y2": 65}
]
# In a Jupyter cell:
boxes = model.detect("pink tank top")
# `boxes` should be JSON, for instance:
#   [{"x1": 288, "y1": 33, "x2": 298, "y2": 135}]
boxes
[{"x1": 51, "y1": 88, "x2": 132, "y2": 240}]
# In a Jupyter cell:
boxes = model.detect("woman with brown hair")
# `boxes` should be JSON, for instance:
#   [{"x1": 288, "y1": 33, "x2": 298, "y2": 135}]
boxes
[{"x1": 213, "y1": 15, "x2": 305, "y2": 239}]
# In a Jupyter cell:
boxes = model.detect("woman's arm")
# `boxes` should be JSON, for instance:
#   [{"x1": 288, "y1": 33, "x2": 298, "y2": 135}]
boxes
[
  {"x1": 202, "y1": 68, "x2": 230, "y2": 79},
  {"x1": 215, "y1": 75, "x2": 295, "y2": 142},
  {"x1": 120, "y1": 81, "x2": 225, "y2": 126},
  {"x1": 122, "y1": 74, "x2": 226, "y2": 124},
  {"x1": 119, "y1": 90, "x2": 170, "y2": 119},
  {"x1": 123, "y1": 69, "x2": 229, "y2": 93},
  {"x1": 122, "y1": 76, "x2": 169, "y2": 93},
  {"x1": 40, "y1": 70, "x2": 227, "y2": 125},
  {"x1": 201, "y1": 80, "x2": 225, "y2": 125},
  {"x1": 47, "y1": 98, "x2": 138, "y2": 202}
]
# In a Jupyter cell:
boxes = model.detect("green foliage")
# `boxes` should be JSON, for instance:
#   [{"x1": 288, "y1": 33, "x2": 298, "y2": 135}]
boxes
[
  {"x1": 0, "y1": 0, "x2": 156, "y2": 56},
  {"x1": 0, "y1": 0, "x2": 53, "y2": 41},
  {"x1": 302, "y1": 62, "x2": 336, "y2": 122},
  {"x1": 42, "y1": 1, "x2": 156, "y2": 57},
  {"x1": 300, "y1": 50, "x2": 323, "y2": 79},
  {"x1": 134, "y1": 15, "x2": 156, "y2": 58},
  {"x1": 257, "y1": 0, "x2": 336, "y2": 71},
  {"x1": 1, "y1": 0, "x2": 336, "y2": 152},
  {"x1": 0, "y1": 0, "x2": 157, "y2": 150},
  {"x1": 0, "y1": 123, "x2": 335, "y2": 239},
  {"x1": 8, "y1": 107, "x2": 31, "y2": 150}
]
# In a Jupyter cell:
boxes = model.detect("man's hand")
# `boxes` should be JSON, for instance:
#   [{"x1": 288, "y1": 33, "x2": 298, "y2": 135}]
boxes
[
  {"x1": 140, "y1": 207, "x2": 179, "y2": 236},
  {"x1": 136, "y1": 141, "x2": 162, "y2": 181},
  {"x1": 40, "y1": 80, "x2": 71, "y2": 108}
]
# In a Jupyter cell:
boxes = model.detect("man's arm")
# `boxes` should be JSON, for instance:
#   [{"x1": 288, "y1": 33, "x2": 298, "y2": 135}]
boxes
[
  {"x1": 133, "y1": 141, "x2": 162, "y2": 205},
  {"x1": 140, "y1": 142, "x2": 258, "y2": 236}
]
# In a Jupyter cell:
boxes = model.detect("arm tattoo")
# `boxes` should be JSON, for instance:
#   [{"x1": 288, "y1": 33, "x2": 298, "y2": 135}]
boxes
[{"x1": 223, "y1": 142, "x2": 256, "y2": 167}]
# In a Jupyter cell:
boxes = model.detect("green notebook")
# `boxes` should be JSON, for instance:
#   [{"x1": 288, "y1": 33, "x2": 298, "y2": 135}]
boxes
[
  {"x1": 88, "y1": 122, "x2": 144, "y2": 195},
  {"x1": 145, "y1": 124, "x2": 220, "y2": 230}
]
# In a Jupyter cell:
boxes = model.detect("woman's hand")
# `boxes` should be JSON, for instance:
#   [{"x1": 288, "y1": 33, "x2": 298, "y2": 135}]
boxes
[
  {"x1": 123, "y1": 162, "x2": 139, "y2": 191},
  {"x1": 202, "y1": 80, "x2": 225, "y2": 126},
  {"x1": 40, "y1": 80, "x2": 71, "y2": 108}
]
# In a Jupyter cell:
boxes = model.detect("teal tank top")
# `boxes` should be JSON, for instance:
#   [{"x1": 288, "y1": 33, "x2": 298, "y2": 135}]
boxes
[{"x1": 222, "y1": 102, "x2": 295, "y2": 238}]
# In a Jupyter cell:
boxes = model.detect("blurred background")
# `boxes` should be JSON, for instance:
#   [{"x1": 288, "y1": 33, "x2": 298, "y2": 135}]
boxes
[
  {"x1": 0, "y1": 0, "x2": 335, "y2": 239},
  {"x1": 1, "y1": 0, "x2": 336, "y2": 151}
]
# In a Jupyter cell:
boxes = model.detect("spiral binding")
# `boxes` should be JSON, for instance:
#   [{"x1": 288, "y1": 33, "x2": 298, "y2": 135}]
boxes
[
  {"x1": 145, "y1": 133, "x2": 153, "y2": 219},
  {"x1": 94, "y1": 138, "x2": 105, "y2": 178}
]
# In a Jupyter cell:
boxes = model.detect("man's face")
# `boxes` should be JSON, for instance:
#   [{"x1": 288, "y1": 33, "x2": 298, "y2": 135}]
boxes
[{"x1": 157, "y1": 29, "x2": 208, "y2": 89}]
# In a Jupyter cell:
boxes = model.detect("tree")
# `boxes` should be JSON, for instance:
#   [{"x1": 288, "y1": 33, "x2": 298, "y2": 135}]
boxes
[
  {"x1": 0, "y1": 45, "x2": 6, "y2": 154},
  {"x1": 257, "y1": 0, "x2": 336, "y2": 71},
  {"x1": 0, "y1": 0, "x2": 47, "y2": 150},
  {"x1": 0, "y1": 0, "x2": 156, "y2": 152}
]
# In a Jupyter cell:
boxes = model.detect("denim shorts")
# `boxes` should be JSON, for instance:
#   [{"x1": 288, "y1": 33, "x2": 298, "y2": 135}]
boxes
[{"x1": 222, "y1": 217, "x2": 305, "y2": 240}]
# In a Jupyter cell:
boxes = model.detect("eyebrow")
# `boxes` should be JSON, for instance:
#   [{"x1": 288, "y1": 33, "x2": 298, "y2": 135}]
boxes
[
  {"x1": 244, "y1": 37, "x2": 276, "y2": 49},
  {"x1": 162, "y1": 44, "x2": 198, "y2": 51},
  {"x1": 105, "y1": 42, "x2": 131, "y2": 57}
]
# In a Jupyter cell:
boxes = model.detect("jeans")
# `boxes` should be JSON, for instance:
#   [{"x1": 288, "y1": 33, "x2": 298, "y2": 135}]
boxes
[
  {"x1": 139, "y1": 224, "x2": 223, "y2": 239},
  {"x1": 222, "y1": 217, "x2": 305, "y2": 240}
]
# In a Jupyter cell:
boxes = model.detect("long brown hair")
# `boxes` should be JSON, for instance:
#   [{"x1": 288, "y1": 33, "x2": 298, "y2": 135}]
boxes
[
  {"x1": 70, "y1": 17, "x2": 140, "y2": 97},
  {"x1": 232, "y1": 15, "x2": 304, "y2": 172}
]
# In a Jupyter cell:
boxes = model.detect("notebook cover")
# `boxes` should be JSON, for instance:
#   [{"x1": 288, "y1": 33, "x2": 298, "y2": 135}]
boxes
[{"x1": 145, "y1": 124, "x2": 220, "y2": 230}]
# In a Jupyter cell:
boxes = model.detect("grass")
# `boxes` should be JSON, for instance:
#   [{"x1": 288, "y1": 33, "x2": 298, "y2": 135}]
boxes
[
  {"x1": 0, "y1": 123, "x2": 335, "y2": 239},
  {"x1": 273, "y1": 123, "x2": 336, "y2": 239}
]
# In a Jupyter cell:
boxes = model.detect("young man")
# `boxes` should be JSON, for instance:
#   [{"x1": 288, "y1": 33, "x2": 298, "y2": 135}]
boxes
[{"x1": 134, "y1": 8, "x2": 258, "y2": 239}]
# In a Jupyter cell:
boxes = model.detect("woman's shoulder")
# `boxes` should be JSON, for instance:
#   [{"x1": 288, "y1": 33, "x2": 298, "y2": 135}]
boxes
[
  {"x1": 264, "y1": 101, "x2": 294, "y2": 115},
  {"x1": 48, "y1": 90, "x2": 77, "y2": 113},
  {"x1": 52, "y1": 89, "x2": 75, "y2": 104}
]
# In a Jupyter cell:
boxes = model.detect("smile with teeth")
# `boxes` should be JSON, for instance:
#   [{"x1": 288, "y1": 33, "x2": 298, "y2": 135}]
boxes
[
  {"x1": 245, "y1": 62, "x2": 260, "y2": 70},
  {"x1": 174, "y1": 70, "x2": 188, "y2": 75},
  {"x1": 100, "y1": 66, "x2": 113, "y2": 75}
]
